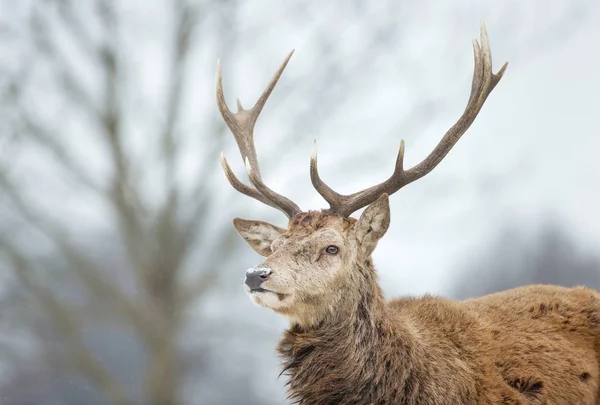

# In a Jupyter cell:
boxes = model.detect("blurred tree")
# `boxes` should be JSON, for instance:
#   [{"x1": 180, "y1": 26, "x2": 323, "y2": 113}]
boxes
[
  {"x1": 0, "y1": 1, "x2": 236, "y2": 403},
  {"x1": 452, "y1": 221, "x2": 600, "y2": 300}
]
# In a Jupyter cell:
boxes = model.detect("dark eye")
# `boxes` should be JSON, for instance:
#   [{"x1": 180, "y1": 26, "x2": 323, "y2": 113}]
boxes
[{"x1": 324, "y1": 245, "x2": 339, "y2": 255}]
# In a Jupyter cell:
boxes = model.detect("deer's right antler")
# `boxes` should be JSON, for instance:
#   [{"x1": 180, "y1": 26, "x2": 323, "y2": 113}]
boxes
[
  {"x1": 217, "y1": 51, "x2": 302, "y2": 219},
  {"x1": 310, "y1": 20, "x2": 508, "y2": 217}
]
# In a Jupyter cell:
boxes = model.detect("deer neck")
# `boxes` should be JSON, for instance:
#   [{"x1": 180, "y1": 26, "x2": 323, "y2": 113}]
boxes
[{"x1": 277, "y1": 259, "x2": 418, "y2": 404}]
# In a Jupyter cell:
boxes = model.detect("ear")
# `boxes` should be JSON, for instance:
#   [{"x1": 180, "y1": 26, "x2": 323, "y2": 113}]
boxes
[
  {"x1": 355, "y1": 194, "x2": 390, "y2": 257},
  {"x1": 233, "y1": 218, "x2": 286, "y2": 257}
]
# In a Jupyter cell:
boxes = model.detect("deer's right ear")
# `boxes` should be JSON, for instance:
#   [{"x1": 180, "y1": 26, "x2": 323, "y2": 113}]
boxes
[{"x1": 233, "y1": 218, "x2": 286, "y2": 257}]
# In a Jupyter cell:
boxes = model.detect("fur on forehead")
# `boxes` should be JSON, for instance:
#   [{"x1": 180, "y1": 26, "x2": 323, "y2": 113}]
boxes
[{"x1": 286, "y1": 211, "x2": 357, "y2": 235}]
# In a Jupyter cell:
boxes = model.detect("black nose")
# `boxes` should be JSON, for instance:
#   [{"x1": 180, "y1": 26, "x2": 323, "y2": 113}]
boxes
[{"x1": 245, "y1": 267, "x2": 272, "y2": 290}]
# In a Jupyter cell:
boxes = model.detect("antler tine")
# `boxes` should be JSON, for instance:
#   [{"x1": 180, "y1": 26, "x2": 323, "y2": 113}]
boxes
[
  {"x1": 310, "y1": 140, "x2": 406, "y2": 215},
  {"x1": 220, "y1": 153, "x2": 282, "y2": 210},
  {"x1": 216, "y1": 51, "x2": 302, "y2": 219},
  {"x1": 311, "y1": 19, "x2": 508, "y2": 217},
  {"x1": 309, "y1": 140, "x2": 340, "y2": 206}
]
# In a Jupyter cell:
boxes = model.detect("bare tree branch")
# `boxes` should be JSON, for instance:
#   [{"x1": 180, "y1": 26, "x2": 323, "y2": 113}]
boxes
[
  {"x1": 154, "y1": 0, "x2": 201, "y2": 286},
  {"x1": 21, "y1": 114, "x2": 104, "y2": 193},
  {"x1": 0, "y1": 236, "x2": 134, "y2": 405},
  {"x1": 0, "y1": 171, "x2": 160, "y2": 343},
  {"x1": 54, "y1": 0, "x2": 102, "y2": 61},
  {"x1": 29, "y1": 4, "x2": 100, "y2": 116}
]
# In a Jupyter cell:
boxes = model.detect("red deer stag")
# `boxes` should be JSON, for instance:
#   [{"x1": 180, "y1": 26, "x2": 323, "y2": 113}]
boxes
[{"x1": 216, "y1": 21, "x2": 600, "y2": 405}]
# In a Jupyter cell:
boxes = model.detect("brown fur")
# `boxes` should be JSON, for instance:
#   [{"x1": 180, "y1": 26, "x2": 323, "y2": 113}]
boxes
[{"x1": 235, "y1": 202, "x2": 600, "y2": 404}]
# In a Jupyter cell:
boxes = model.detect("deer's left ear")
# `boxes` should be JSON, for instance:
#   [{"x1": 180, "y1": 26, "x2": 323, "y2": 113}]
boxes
[
  {"x1": 355, "y1": 194, "x2": 390, "y2": 257},
  {"x1": 233, "y1": 218, "x2": 286, "y2": 257}
]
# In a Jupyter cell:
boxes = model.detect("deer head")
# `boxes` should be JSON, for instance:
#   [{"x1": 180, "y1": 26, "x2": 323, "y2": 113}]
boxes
[{"x1": 217, "y1": 21, "x2": 507, "y2": 327}]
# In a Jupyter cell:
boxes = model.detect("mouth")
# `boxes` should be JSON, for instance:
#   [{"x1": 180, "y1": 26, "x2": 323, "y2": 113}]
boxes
[
  {"x1": 250, "y1": 287, "x2": 276, "y2": 294},
  {"x1": 246, "y1": 286, "x2": 286, "y2": 301}
]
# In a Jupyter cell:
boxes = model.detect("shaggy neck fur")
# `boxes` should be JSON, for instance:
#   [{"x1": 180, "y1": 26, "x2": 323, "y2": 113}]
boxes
[{"x1": 277, "y1": 258, "x2": 423, "y2": 405}]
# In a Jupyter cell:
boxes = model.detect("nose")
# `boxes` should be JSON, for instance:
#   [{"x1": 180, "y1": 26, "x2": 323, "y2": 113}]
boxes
[{"x1": 245, "y1": 267, "x2": 272, "y2": 290}]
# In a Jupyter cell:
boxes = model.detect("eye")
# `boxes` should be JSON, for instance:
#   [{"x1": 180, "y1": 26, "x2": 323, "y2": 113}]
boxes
[{"x1": 324, "y1": 245, "x2": 339, "y2": 255}]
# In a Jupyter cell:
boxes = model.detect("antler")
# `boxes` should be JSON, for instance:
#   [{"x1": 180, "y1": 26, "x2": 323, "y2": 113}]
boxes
[
  {"x1": 217, "y1": 50, "x2": 302, "y2": 219},
  {"x1": 311, "y1": 20, "x2": 508, "y2": 217}
]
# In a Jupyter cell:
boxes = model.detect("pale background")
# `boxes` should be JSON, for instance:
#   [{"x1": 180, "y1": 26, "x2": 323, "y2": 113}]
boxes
[{"x1": 0, "y1": 1, "x2": 599, "y2": 404}]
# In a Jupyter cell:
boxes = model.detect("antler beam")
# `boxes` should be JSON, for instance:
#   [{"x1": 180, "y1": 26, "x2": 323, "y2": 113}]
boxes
[{"x1": 310, "y1": 20, "x2": 508, "y2": 217}]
